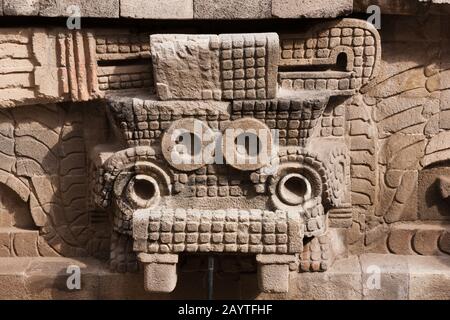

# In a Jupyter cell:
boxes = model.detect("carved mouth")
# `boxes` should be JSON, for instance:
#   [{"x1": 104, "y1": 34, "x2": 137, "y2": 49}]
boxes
[{"x1": 131, "y1": 201, "x2": 327, "y2": 255}]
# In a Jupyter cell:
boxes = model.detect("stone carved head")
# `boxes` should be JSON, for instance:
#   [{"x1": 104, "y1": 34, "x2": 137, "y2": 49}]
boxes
[{"x1": 91, "y1": 19, "x2": 380, "y2": 293}]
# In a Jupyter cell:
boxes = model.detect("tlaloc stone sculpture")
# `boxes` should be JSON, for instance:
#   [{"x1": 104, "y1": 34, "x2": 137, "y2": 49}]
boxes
[
  {"x1": 89, "y1": 21, "x2": 378, "y2": 293},
  {"x1": 0, "y1": 0, "x2": 449, "y2": 300}
]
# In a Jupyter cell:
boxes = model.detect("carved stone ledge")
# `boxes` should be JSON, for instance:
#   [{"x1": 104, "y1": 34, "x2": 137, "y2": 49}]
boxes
[{"x1": 0, "y1": 255, "x2": 449, "y2": 299}]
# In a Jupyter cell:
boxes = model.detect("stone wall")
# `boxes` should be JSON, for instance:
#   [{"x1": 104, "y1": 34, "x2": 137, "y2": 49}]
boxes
[{"x1": 0, "y1": 0, "x2": 449, "y2": 299}]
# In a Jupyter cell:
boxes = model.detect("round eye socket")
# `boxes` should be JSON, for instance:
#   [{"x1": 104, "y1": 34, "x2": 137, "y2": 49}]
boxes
[
  {"x1": 175, "y1": 132, "x2": 202, "y2": 157},
  {"x1": 277, "y1": 173, "x2": 312, "y2": 206},
  {"x1": 235, "y1": 132, "x2": 262, "y2": 157},
  {"x1": 126, "y1": 174, "x2": 160, "y2": 209},
  {"x1": 162, "y1": 118, "x2": 215, "y2": 171},
  {"x1": 133, "y1": 176, "x2": 156, "y2": 201},
  {"x1": 222, "y1": 118, "x2": 272, "y2": 171}
]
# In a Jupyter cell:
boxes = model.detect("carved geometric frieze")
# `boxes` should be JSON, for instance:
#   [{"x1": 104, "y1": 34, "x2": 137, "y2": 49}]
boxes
[
  {"x1": 86, "y1": 19, "x2": 382, "y2": 294},
  {"x1": 279, "y1": 19, "x2": 381, "y2": 95},
  {"x1": 0, "y1": 17, "x2": 387, "y2": 295}
]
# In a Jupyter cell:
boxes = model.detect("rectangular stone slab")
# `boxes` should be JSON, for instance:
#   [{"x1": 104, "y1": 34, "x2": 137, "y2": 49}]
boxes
[
  {"x1": 151, "y1": 34, "x2": 221, "y2": 100},
  {"x1": 132, "y1": 208, "x2": 303, "y2": 254}
]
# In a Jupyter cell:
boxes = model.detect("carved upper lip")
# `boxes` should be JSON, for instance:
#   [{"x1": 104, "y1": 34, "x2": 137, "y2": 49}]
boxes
[{"x1": 131, "y1": 207, "x2": 306, "y2": 255}]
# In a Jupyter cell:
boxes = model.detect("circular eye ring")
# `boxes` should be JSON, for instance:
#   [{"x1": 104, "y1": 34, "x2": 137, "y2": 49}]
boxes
[
  {"x1": 277, "y1": 173, "x2": 312, "y2": 206},
  {"x1": 126, "y1": 174, "x2": 160, "y2": 209},
  {"x1": 269, "y1": 162, "x2": 323, "y2": 211},
  {"x1": 222, "y1": 118, "x2": 273, "y2": 171},
  {"x1": 161, "y1": 118, "x2": 215, "y2": 171}
]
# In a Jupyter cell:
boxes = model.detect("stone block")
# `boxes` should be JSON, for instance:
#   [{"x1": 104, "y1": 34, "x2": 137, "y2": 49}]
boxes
[
  {"x1": 257, "y1": 263, "x2": 290, "y2": 293},
  {"x1": 289, "y1": 256, "x2": 363, "y2": 300},
  {"x1": 360, "y1": 254, "x2": 409, "y2": 300},
  {"x1": 121, "y1": 0, "x2": 193, "y2": 19},
  {"x1": 3, "y1": 0, "x2": 39, "y2": 16},
  {"x1": 139, "y1": 253, "x2": 178, "y2": 293},
  {"x1": 272, "y1": 0, "x2": 353, "y2": 18},
  {"x1": 418, "y1": 166, "x2": 450, "y2": 221},
  {"x1": 23, "y1": 258, "x2": 99, "y2": 299},
  {"x1": 151, "y1": 34, "x2": 221, "y2": 100},
  {"x1": 13, "y1": 230, "x2": 40, "y2": 257},
  {"x1": 194, "y1": 0, "x2": 271, "y2": 19},
  {"x1": 407, "y1": 255, "x2": 450, "y2": 300},
  {"x1": 39, "y1": 0, "x2": 120, "y2": 18},
  {"x1": 440, "y1": 231, "x2": 450, "y2": 254},
  {"x1": 256, "y1": 254, "x2": 296, "y2": 293},
  {"x1": 0, "y1": 258, "x2": 31, "y2": 299},
  {"x1": 387, "y1": 226, "x2": 415, "y2": 255},
  {"x1": 439, "y1": 109, "x2": 450, "y2": 129},
  {"x1": 97, "y1": 270, "x2": 164, "y2": 299},
  {"x1": 0, "y1": 232, "x2": 11, "y2": 257}
]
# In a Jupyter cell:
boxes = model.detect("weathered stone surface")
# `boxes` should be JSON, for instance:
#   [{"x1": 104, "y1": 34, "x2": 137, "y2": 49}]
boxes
[
  {"x1": 360, "y1": 254, "x2": 409, "y2": 300},
  {"x1": 121, "y1": 0, "x2": 193, "y2": 19},
  {"x1": 13, "y1": 230, "x2": 40, "y2": 257},
  {"x1": 39, "y1": 0, "x2": 120, "y2": 18},
  {"x1": 194, "y1": 0, "x2": 271, "y2": 19},
  {"x1": 0, "y1": 254, "x2": 448, "y2": 299},
  {"x1": 256, "y1": 254, "x2": 296, "y2": 293},
  {"x1": 439, "y1": 231, "x2": 450, "y2": 254},
  {"x1": 257, "y1": 263, "x2": 290, "y2": 293},
  {"x1": 139, "y1": 254, "x2": 178, "y2": 293},
  {"x1": 388, "y1": 223, "x2": 450, "y2": 255},
  {"x1": 0, "y1": 0, "x2": 448, "y2": 18},
  {"x1": 150, "y1": 32, "x2": 279, "y2": 100},
  {"x1": 150, "y1": 34, "x2": 221, "y2": 100},
  {"x1": 289, "y1": 256, "x2": 362, "y2": 299},
  {"x1": 272, "y1": 0, "x2": 353, "y2": 18},
  {"x1": 3, "y1": 0, "x2": 39, "y2": 16},
  {"x1": 0, "y1": 10, "x2": 449, "y2": 299},
  {"x1": 355, "y1": 0, "x2": 450, "y2": 15},
  {"x1": 407, "y1": 255, "x2": 450, "y2": 300},
  {"x1": 418, "y1": 166, "x2": 450, "y2": 220},
  {"x1": 0, "y1": 232, "x2": 11, "y2": 257},
  {"x1": 388, "y1": 227, "x2": 415, "y2": 255},
  {"x1": 412, "y1": 229, "x2": 443, "y2": 255}
]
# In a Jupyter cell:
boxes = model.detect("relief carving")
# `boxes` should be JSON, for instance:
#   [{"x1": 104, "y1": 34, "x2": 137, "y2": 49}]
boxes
[
  {"x1": 1, "y1": 11, "x2": 448, "y2": 299},
  {"x1": 86, "y1": 18, "x2": 380, "y2": 293}
]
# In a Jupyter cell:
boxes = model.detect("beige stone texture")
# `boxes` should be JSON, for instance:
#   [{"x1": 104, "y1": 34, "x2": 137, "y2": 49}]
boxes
[
  {"x1": 3, "y1": 0, "x2": 39, "y2": 16},
  {"x1": 272, "y1": 0, "x2": 353, "y2": 18},
  {"x1": 194, "y1": 0, "x2": 271, "y2": 19},
  {"x1": 360, "y1": 254, "x2": 409, "y2": 300},
  {"x1": 290, "y1": 255, "x2": 363, "y2": 299},
  {"x1": 407, "y1": 255, "x2": 450, "y2": 300},
  {"x1": 418, "y1": 166, "x2": 450, "y2": 220},
  {"x1": 0, "y1": 254, "x2": 447, "y2": 299},
  {"x1": 0, "y1": 9, "x2": 449, "y2": 299},
  {"x1": 121, "y1": 0, "x2": 193, "y2": 19},
  {"x1": 39, "y1": 0, "x2": 120, "y2": 18},
  {"x1": 151, "y1": 34, "x2": 221, "y2": 100}
]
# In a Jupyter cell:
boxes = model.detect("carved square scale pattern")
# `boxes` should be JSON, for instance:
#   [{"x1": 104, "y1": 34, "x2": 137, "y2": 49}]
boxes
[
  {"x1": 141, "y1": 209, "x2": 301, "y2": 254},
  {"x1": 220, "y1": 34, "x2": 270, "y2": 100}
]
